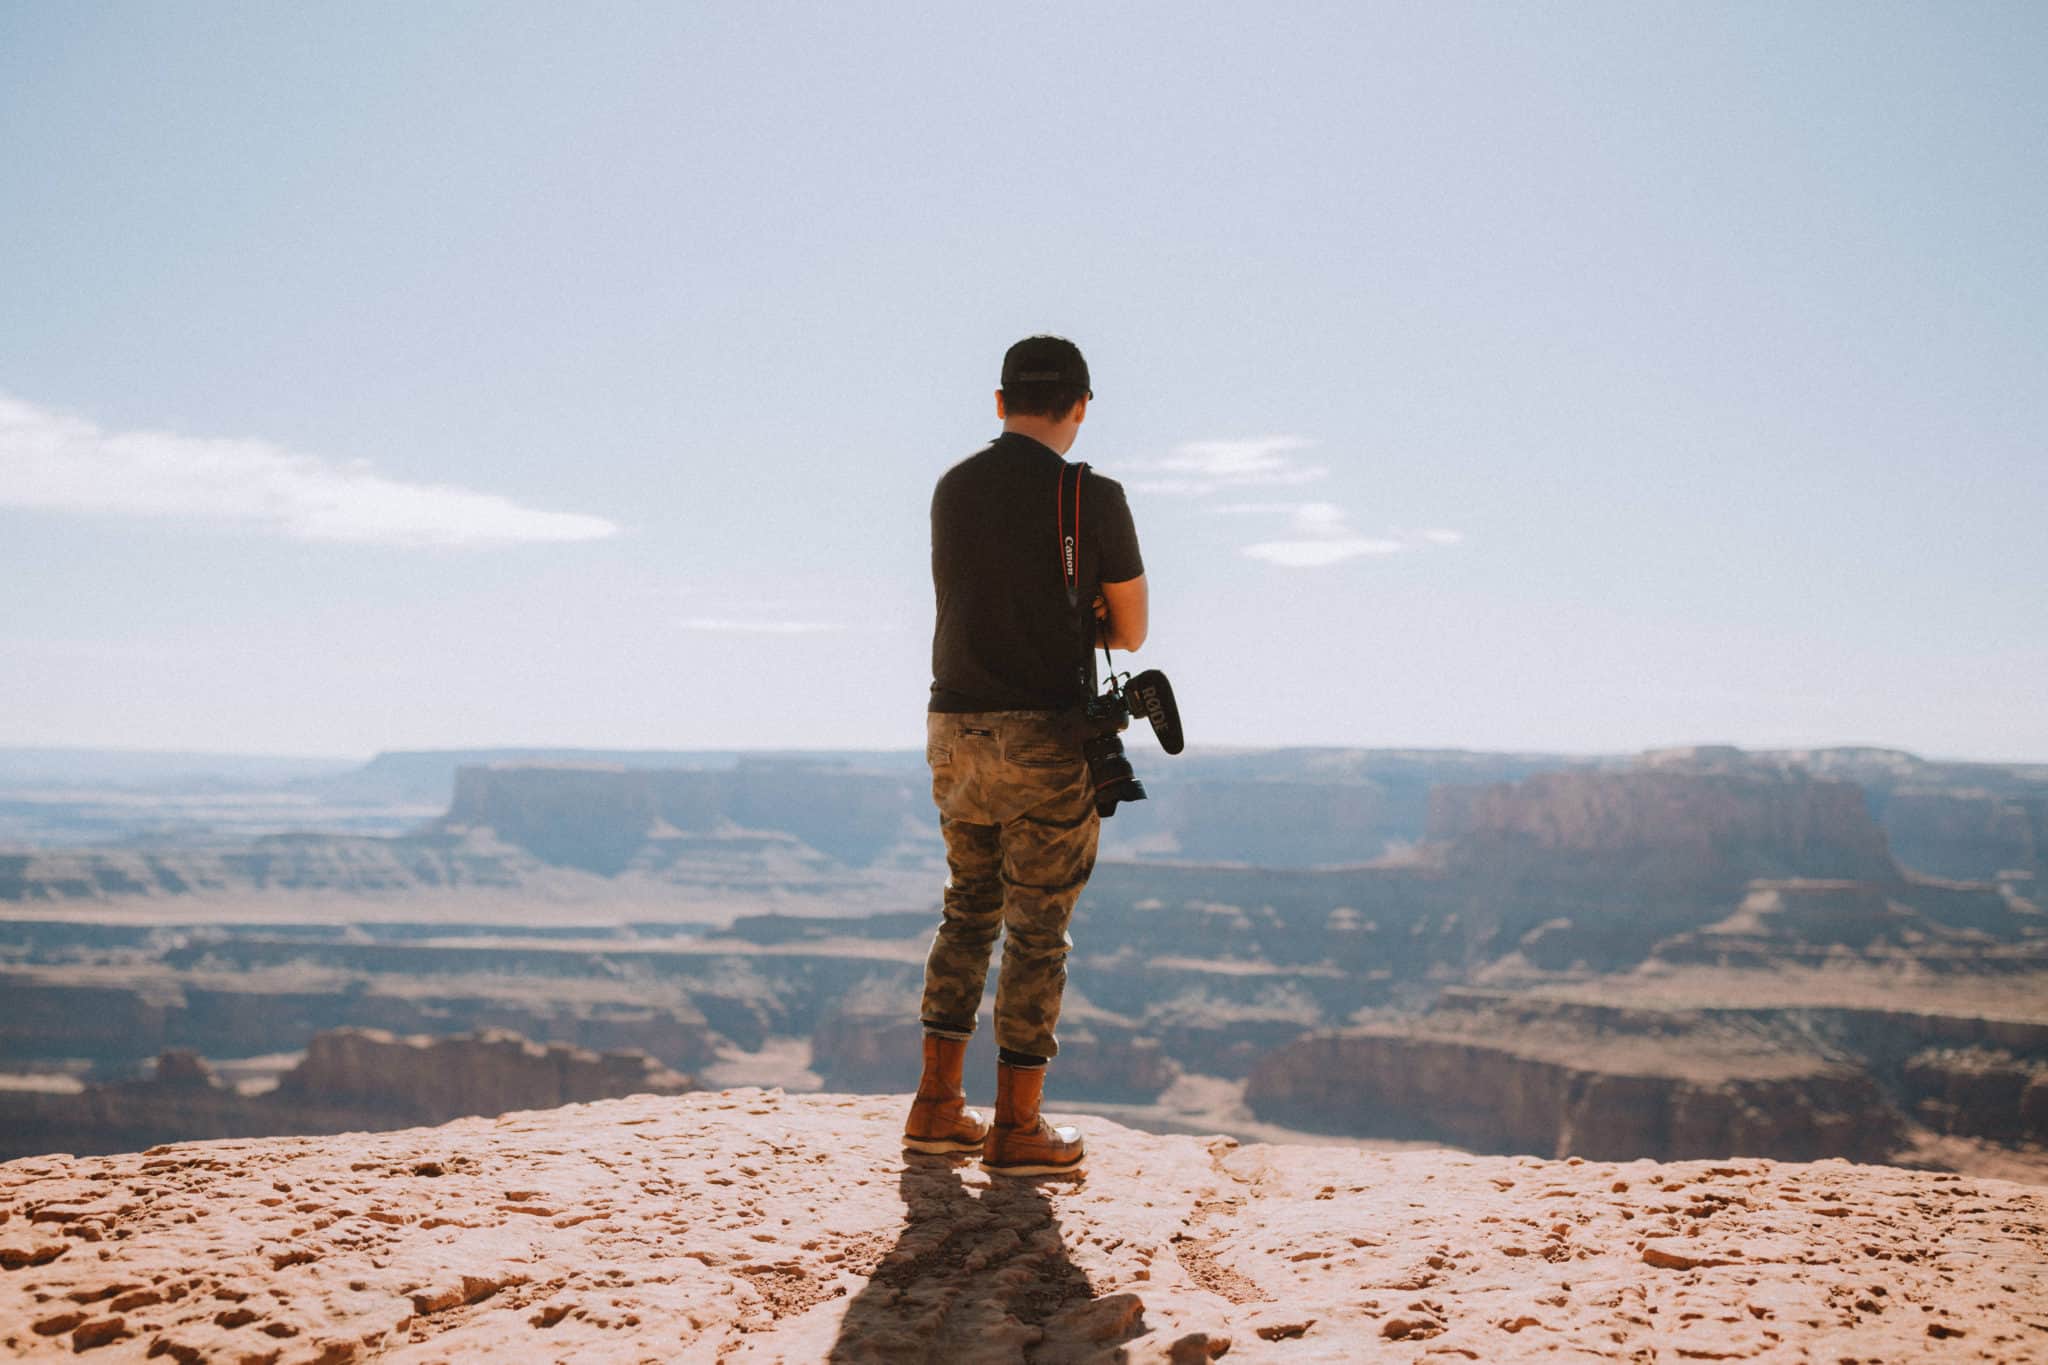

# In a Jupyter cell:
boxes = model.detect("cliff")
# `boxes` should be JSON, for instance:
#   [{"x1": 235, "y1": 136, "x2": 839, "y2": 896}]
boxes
[
  {"x1": 0, "y1": 760, "x2": 933, "y2": 901},
  {"x1": 271, "y1": 1027, "x2": 690, "y2": 1122},
  {"x1": 437, "y1": 762, "x2": 927, "y2": 873},
  {"x1": 1903, "y1": 1047, "x2": 2048, "y2": 1143},
  {"x1": 0, "y1": 1028, "x2": 690, "y2": 1161},
  {"x1": 1649, "y1": 878, "x2": 1973, "y2": 968},
  {"x1": 1159, "y1": 778, "x2": 1401, "y2": 866},
  {"x1": 0, "y1": 834, "x2": 544, "y2": 902},
  {"x1": 3, "y1": 1090, "x2": 2042, "y2": 1362},
  {"x1": 1240, "y1": 984, "x2": 2048, "y2": 1167},
  {"x1": 1638, "y1": 746, "x2": 2048, "y2": 886},
  {"x1": 1429, "y1": 769, "x2": 1900, "y2": 889},
  {"x1": 0, "y1": 969, "x2": 723, "y2": 1073},
  {"x1": 1880, "y1": 788, "x2": 2046, "y2": 883},
  {"x1": 1245, "y1": 1030, "x2": 1903, "y2": 1163}
]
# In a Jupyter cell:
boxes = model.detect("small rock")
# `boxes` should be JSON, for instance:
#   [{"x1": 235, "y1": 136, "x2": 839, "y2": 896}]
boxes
[
  {"x1": 0, "y1": 1241, "x2": 70, "y2": 1270},
  {"x1": 70, "y1": 1316, "x2": 127, "y2": 1352},
  {"x1": 1381, "y1": 1315, "x2": 1441, "y2": 1340},
  {"x1": 1253, "y1": 1319, "x2": 1313, "y2": 1341},
  {"x1": 1642, "y1": 1246, "x2": 1736, "y2": 1270},
  {"x1": 31, "y1": 1310, "x2": 85, "y2": 1336},
  {"x1": 1050, "y1": 1291, "x2": 1145, "y2": 1342}
]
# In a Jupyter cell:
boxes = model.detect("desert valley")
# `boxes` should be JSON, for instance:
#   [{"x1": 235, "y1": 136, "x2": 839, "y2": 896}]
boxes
[{"x1": 4, "y1": 741, "x2": 2042, "y2": 1182}]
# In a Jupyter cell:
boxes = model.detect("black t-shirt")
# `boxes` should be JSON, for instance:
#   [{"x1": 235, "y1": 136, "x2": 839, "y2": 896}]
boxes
[{"x1": 929, "y1": 432, "x2": 1145, "y2": 713}]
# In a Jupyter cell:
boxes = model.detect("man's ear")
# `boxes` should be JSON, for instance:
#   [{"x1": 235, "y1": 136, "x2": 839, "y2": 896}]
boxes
[
  {"x1": 1070, "y1": 395, "x2": 1087, "y2": 426},
  {"x1": 994, "y1": 389, "x2": 1007, "y2": 419}
]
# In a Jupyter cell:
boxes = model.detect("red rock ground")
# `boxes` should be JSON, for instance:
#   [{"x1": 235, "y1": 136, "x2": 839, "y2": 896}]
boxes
[{"x1": 2, "y1": 1089, "x2": 2044, "y2": 1362}]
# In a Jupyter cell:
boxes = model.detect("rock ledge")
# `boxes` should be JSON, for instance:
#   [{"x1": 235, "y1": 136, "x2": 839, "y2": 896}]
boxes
[{"x1": 3, "y1": 1089, "x2": 2043, "y2": 1362}]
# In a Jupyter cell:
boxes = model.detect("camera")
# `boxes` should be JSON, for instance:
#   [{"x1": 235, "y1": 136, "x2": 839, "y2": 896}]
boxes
[
  {"x1": 1082, "y1": 668, "x2": 1184, "y2": 818},
  {"x1": 1083, "y1": 691, "x2": 1145, "y2": 817}
]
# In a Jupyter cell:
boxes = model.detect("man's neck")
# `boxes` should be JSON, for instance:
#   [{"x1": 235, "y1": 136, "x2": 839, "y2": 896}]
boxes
[{"x1": 1001, "y1": 417, "x2": 1077, "y2": 456}]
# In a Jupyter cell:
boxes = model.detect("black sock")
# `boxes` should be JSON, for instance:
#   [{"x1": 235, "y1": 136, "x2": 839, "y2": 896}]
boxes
[{"x1": 998, "y1": 1047, "x2": 1049, "y2": 1068}]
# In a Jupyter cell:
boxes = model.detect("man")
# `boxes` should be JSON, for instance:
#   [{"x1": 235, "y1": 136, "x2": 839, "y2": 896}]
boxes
[{"x1": 903, "y1": 334, "x2": 1148, "y2": 1177}]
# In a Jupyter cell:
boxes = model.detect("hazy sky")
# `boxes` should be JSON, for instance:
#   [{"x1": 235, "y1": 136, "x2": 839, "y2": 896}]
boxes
[{"x1": 4, "y1": 4, "x2": 2044, "y2": 760}]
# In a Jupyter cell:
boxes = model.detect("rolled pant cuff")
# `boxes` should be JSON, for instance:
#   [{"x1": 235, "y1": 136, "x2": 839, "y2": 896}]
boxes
[{"x1": 921, "y1": 1019, "x2": 974, "y2": 1042}]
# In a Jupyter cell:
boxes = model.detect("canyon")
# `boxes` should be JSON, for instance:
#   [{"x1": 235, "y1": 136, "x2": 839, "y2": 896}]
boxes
[{"x1": 2, "y1": 742, "x2": 2043, "y2": 1181}]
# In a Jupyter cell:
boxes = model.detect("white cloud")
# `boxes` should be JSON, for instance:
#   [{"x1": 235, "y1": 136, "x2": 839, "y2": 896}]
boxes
[
  {"x1": 1232, "y1": 500, "x2": 1462, "y2": 568},
  {"x1": 1209, "y1": 500, "x2": 1301, "y2": 515},
  {"x1": 1283, "y1": 501, "x2": 1351, "y2": 537},
  {"x1": 1241, "y1": 537, "x2": 1404, "y2": 568},
  {"x1": 1127, "y1": 435, "x2": 1327, "y2": 495},
  {"x1": 1135, "y1": 434, "x2": 1465, "y2": 568},
  {"x1": 677, "y1": 618, "x2": 844, "y2": 635},
  {"x1": 0, "y1": 393, "x2": 619, "y2": 548}
]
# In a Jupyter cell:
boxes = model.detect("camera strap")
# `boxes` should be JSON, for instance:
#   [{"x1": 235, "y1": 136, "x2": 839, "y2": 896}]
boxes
[{"x1": 1057, "y1": 460, "x2": 1086, "y2": 609}]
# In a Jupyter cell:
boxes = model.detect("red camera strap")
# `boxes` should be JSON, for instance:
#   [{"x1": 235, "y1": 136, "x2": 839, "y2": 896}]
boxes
[{"x1": 1057, "y1": 461, "x2": 1086, "y2": 609}]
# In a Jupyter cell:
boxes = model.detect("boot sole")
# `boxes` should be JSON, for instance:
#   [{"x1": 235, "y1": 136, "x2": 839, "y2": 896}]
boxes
[
  {"x1": 981, "y1": 1156, "x2": 1087, "y2": 1178},
  {"x1": 903, "y1": 1136, "x2": 986, "y2": 1155}
]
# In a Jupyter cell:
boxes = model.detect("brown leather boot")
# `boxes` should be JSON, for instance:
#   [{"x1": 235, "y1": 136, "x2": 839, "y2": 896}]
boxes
[
  {"x1": 903, "y1": 1035, "x2": 991, "y2": 1155},
  {"x1": 981, "y1": 1060, "x2": 1085, "y2": 1177}
]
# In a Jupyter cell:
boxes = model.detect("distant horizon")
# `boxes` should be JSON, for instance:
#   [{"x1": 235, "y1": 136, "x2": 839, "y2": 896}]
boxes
[{"x1": 3, "y1": 737, "x2": 2042, "y2": 769}]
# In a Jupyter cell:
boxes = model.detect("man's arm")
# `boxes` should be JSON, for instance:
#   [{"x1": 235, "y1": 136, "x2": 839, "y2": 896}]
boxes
[{"x1": 1095, "y1": 574, "x2": 1148, "y2": 652}]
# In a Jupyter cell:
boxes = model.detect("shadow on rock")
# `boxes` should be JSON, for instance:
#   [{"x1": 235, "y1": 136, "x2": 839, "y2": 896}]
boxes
[{"x1": 826, "y1": 1156, "x2": 1146, "y2": 1364}]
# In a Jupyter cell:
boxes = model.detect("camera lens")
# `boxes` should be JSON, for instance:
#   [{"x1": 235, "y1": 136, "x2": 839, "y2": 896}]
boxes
[
  {"x1": 1082, "y1": 730, "x2": 1148, "y2": 818},
  {"x1": 1096, "y1": 773, "x2": 1147, "y2": 818}
]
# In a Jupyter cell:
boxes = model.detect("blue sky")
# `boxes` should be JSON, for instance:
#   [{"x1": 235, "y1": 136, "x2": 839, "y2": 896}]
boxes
[{"x1": 3, "y1": 4, "x2": 2044, "y2": 760}]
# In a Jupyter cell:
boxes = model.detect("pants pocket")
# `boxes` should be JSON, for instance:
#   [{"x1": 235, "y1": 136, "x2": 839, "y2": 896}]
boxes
[{"x1": 1003, "y1": 736, "x2": 1078, "y2": 769}]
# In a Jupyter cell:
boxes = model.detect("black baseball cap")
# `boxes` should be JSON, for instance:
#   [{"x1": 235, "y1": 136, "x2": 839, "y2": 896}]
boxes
[{"x1": 1001, "y1": 335, "x2": 1092, "y2": 398}]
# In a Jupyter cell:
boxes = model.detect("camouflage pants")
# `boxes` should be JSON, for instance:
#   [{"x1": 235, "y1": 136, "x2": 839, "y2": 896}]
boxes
[{"x1": 920, "y1": 710, "x2": 1100, "y2": 1061}]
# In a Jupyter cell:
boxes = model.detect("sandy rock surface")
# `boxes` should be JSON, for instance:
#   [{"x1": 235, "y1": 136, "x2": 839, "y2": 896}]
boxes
[{"x1": 3, "y1": 1088, "x2": 2045, "y2": 1362}]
